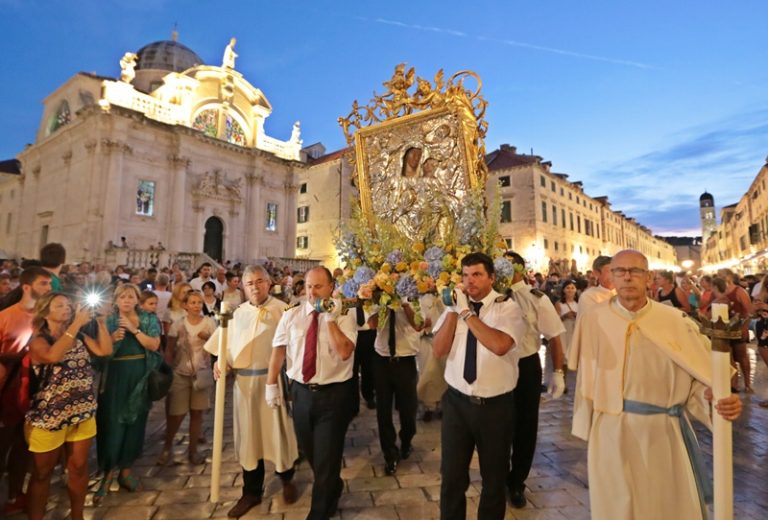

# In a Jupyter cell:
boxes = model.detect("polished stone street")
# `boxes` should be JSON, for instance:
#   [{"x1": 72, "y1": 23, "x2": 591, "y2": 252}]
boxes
[{"x1": 6, "y1": 348, "x2": 768, "y2": 519}]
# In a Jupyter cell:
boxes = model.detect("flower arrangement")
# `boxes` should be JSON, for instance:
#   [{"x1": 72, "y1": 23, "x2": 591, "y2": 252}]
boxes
[{"x1": 334, "y1": 183, "x2": 515, "y2": 324}]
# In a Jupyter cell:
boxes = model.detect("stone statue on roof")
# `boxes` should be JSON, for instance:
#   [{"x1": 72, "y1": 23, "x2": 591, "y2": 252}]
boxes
[
  {"x1": 119, "y1": 52, "x2": 138, "y2": 83},
  {"x1": 223, "y1": 37, "x2": 238, "y2": 69}
]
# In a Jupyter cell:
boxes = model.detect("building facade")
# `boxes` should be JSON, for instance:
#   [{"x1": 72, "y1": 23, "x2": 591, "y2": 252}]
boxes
[
  {"x1": 0, "y1": 36, "x2": 305, "y2": 266},
  {"x1": 702, "y1": 159, "x2": 768, "y2": 273}
]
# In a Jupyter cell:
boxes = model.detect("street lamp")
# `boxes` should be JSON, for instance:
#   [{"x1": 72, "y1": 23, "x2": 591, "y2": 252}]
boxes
[{"x1": 681, "y1": 259, "x2": 694, "y2": 270}]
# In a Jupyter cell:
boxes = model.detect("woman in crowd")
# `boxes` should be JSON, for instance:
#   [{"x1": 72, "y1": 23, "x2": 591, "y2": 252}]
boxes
[
  {"x1": 555, "y1": 279, "x2": 579, "y2": 358},
  {"x1": 697, "y1": 274, "x2": 714, "y2": 317},
  {"x1": 718, "y1": 269, "x2": 754, "y2": 393},
  {"x1": 25, "y1": 293, "x2": 112, "y2": 520},
  {"x1": 290, "y1": 279, "x2": 306, "y2": 306},
  {"x1": 654, "y1": 270, "x2": 691, "y2": 313},
  {"x1": 201, "y1": 281, "x2": 221, "y2": 318},
  {"x1": 168, "y1": 282, "x2": 192, "y2": 325},
  {"x1": 159, "y1": 290, "x2": 215, "y2": 465},
  {"x1": 221, "y1": 271, "x2": 245, "y2": 309},
  {"x1": 95, "y1": 284, "x2": 161, "y2": 500},
  {"x1": 170, "y1": 262, "x2": 187, "y2": 285}
]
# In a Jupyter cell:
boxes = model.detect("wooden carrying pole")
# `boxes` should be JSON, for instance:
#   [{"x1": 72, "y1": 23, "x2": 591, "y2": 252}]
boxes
[
  {"x1": 210, "y1": 304, "x2": 233, "y2": 503},
  {"x1": 709, "y1": 303, "x2": 734, "y2": 520}
]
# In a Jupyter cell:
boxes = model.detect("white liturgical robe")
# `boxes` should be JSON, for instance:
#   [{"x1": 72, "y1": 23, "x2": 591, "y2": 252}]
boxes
[
  {"x1": 204, "y1": 297, "x2": 298, "y2": 472},
  {"x1": 569, "y1": 297, "x2": 713, "y2": 519}
]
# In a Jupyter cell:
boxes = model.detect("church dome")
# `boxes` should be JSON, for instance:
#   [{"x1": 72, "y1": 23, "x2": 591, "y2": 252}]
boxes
[
  {"x1": 699, "y1": 191, "x2": 714, "y2": 203},
  {"x1": 135, "y1": 40, "x2": 203, "y2": 73}
]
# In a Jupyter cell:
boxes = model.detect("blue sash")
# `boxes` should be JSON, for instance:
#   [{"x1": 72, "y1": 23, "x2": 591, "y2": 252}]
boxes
[{"x1": 623, "y1": 399, "x2": 712, "y2": 518}]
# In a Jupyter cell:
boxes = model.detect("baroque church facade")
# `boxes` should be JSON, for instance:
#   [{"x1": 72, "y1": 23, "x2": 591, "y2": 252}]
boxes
[{"x1": 0, "y1": 35, "x2": 310, "y2": 266}]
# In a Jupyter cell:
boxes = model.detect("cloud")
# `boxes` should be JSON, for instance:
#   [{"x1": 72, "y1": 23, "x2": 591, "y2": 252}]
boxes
[
  {"x1": 588, "y1": 108, "x2": 768, "y2": 232},
  {"x1": 362, "y1": 16, "x2": 652, "y2": 69}
]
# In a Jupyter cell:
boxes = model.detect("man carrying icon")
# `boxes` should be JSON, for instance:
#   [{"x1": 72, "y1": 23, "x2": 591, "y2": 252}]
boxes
[
  {"x1": 205, "y1": 265, "x2": 299, "y2": 518},
  {"x1": 267, "y1": 266, "x2": 357, "y2": 520},
  {"x1": 432, "y1": 252, "x2": 524, "y2": 520}
]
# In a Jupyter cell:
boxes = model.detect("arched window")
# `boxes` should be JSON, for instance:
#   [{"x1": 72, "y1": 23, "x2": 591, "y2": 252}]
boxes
[
  {"x1": 225, "y1": 115, "x2": 246, "y2": 146},
  {"x1": 46, "y1": 100, "x2": 71, "y2": 135},
  {"x1": 192, "y1": 109, "x2": 218, "y2": 137}
]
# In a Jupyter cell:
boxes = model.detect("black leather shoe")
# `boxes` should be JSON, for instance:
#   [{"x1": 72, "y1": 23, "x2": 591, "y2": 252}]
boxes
[
  {"x1": 400, "y1": 444, "x2": 413, "y2": 460},
  {"x1": 384, "y1": 459, "x2": 398, "y2": 475},
  {"x1": 509, "y1": 486, "x2": 527, "y2": 508},
  {"x1": 228, "y1": 494, "x2": 262, "y2": 517},
  {"x1": 366, "y1": 399, "x2": 377, "y2": 410}
]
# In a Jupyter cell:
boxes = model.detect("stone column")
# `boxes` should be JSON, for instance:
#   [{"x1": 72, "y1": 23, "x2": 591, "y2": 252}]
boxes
[
  {"x1": 244, "y1": 170, "x2": 262, "y2": 261},
  {"x1": 167, "y1": 153, "x2": 191, "y2": 252},
  {"x1": 100, "y1": 139, "x2": 131, "y2": 258}
]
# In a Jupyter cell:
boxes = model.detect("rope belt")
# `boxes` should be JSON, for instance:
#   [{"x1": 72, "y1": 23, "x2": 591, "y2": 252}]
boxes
[
  {"x1": 113, "y1": 354, "x2": 144, "y2": 361},
  {"x1": 234, "y1": 368, "x2": 268, "y2": 377},
  {"x1": 622, "y1": 399, "x2": 712, "y2": 516}
]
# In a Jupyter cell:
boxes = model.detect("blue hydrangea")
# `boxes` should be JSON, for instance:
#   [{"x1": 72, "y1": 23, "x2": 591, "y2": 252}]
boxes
[
  {"x1": 424, "y1": 246, "x2": 445, "y2": 263},
  {"x1": 494, "y1": 257, "x2": 515, "y2": 279},
  {"x1": 341, "y1": 279, "x2": 360, "y2": 299},
  {"x1": 395, "y1": 274, "x2": 419, "y2": 300},
  {"x1": 386, "y1": 250, "x2": 405, "y2": 265},
  {"x1": 427, "y1": 261, "x2": 443, "y2": 279},
  {"x1": 353, "y1": 266, "x2": 375, "y2": 284}
]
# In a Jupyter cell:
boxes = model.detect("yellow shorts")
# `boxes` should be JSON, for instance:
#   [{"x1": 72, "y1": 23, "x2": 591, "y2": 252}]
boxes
[{"x1": 25, "y1": 417, "x2": 97, "y2": 453}]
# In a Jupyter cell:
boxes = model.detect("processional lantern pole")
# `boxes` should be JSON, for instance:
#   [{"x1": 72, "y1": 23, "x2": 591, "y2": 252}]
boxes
[
  {"x1": 703, "y1": 302, "x2": 737, "y2": 520},
  {"x1": 210, "y1": 302, "x2": 234, "y2": 503}
]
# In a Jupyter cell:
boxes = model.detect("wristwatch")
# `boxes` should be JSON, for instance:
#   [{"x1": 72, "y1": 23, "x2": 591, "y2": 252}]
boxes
[{"x1": 460, "y1": 309, "x2": 475, "y2": 321}]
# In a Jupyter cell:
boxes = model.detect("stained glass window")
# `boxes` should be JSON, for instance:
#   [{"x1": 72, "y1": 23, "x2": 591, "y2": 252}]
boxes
[
  {"x1": 47, "y1": 100, "x2": 71, "y2": 135},
  {"x1": 137, "y1": 180, "x2": 156, "y2": 216},
  {"x1": 266, "y1": 203, "x2": 278, "y2": 232},
  {"x1": 225, "y1": 115, "x2": 246, "y2": 146},
  {"x1": 192, "y1": 109, "x2": 218, "y2": 138}
]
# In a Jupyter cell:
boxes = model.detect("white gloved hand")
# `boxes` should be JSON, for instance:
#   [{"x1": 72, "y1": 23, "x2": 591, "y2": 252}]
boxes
[
  {"x1": 323, "y1": 298, "x2": 342, "y2": 323},
  {"x1": 549, "y1": 371, "x2": 566, "y2": 400},
  {"x1": 453, "y1": 286, "x2": 470, "y2": 315},
  {"x1": 265, "y1": 383, "x2": 282, "y2": 408}
]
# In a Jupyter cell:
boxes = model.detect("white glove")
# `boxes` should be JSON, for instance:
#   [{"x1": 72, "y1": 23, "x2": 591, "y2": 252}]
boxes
[
  {"x1": 549, "y1": 371, "x2": 566, "y2": 400},
  {"x1": 323, "y1": 298, "x2": 342, "y2": 323},
  {"x1": 265, "y1": 383, "x2": 282, "y2": 408},
  {"x1": 453, "y1": 287, "x2": 469, "y2": 315}
]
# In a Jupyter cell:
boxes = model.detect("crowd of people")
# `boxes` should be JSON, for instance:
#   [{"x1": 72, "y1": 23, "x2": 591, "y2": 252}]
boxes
[{"x1": 0, "y1": 243, "x2": 759, "y2": 519}]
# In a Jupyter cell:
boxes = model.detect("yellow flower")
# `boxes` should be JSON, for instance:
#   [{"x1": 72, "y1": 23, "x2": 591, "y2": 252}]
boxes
[
  {"x1": 395, "y1": 261, "x2": 408, "y2": 273},
  {"x1": 416, "y1": 280, "x2": 430, "y2": 293},
  {"x1": 450, "y1": 272, "x2": 462, "y2": 284},
  {"x1": 438, "y1": 272, "x2": 451, "y2": 283},
  {"x1": 380, "y1": 263, "x2": 391, "y2": 274},
  {"x1": 412, "y1": 242, "x2": 425, "y2": 254},
  {"x1": 410, "y1": 261, "x2": 421, "y2": 272}
]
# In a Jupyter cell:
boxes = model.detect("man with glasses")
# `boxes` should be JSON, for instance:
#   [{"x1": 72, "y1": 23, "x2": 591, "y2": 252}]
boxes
[
  {"x1": 206, "y1": 265, "x2": 299, "y2": 518},
  {"x1": 568, "y1": 249, "x2": 742, "y2": 519}
]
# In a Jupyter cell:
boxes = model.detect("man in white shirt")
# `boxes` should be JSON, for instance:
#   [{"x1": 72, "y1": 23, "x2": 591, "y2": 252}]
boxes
[
  {"x1": 578, "y1": 255, "x2": 614, "y2": 315},
  {"x1": 369, "y1": 302, "x2": 423, "y2": 475},
  {"x1": 267, "y1": 266, "x2": 357, "y2": 520},
  {"x1": 503, "y1": 251, "x2": 566, "y2": 509},
  {"x1": 433, "y1": 252, "x2": 524, "y2": 520},
  {"x1": 189, "y1": 263, "x2": 214, "y2": 292}
]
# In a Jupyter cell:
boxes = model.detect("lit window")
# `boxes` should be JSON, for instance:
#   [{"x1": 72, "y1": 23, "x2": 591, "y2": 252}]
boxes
[
  {"x1": 225, "y1": 115, "x2": 246, "y2": 146},
  {"x1": 501, "y1": 201, "x2": 512, "y2": 223},
  {"x1": 47, "y1": 100, "x2": 71, "y2": 135},
  {"x1": 193, "y1": 109, "x2": 219, "y2": 137},
  {"x1": 266, "y1": 203, "x2": 278, "y2": 231},
  {"x1": 136, "y1": 180, "x2": 155, "y2": 217},
  {"x1": 296, "y1": 236, "x2": 309, "y2": 249},
  {"x1": 297, "y1": 206, "x2": 310, "y2": 223}
]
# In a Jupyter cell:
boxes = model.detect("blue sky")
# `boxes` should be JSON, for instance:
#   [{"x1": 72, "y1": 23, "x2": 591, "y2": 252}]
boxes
[{"x1": 2, "y1": 0, "x2": 767, "y2": 235}]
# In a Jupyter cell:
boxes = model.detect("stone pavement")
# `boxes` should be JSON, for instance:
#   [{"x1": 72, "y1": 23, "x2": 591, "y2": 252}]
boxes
[{"x1": 4, "y1": 347, "x2": 768, "y2": 519}]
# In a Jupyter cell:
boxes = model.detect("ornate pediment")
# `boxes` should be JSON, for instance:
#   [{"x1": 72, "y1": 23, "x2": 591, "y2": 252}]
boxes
[{"x1": 193, "y1": 169, "x2": 242, "y2": 202}]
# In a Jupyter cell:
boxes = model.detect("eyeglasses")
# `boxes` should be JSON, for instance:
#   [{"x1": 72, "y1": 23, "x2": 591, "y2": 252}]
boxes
[{"x1": 610, "y1": 267, "x2": 648, "y2": 278}]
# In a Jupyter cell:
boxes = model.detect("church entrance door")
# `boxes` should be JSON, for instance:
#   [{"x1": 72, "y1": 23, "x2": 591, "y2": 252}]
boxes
[{"x1": 204, "y1": 216, "x2": 224, "y2": 262}]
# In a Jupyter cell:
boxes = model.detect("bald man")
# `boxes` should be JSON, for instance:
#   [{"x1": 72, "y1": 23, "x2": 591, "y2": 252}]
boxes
[{"x1": 568, "y1": 249, "x2": 741, "y2": 519}]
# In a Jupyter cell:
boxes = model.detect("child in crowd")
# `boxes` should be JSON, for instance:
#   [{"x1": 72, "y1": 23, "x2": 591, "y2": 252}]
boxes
[
  {"x1": 159, "y1": 290, "x2": 215, "y2": 465},
  {"x1": 139, "y1": 290, "x2": 158, "y2": 315}
]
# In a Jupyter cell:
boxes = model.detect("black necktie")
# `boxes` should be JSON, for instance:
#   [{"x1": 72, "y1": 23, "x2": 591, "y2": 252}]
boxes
[
  {"x1": 356, "y1": 305, "x2": 365, "y2": 327},
  {"x1": 463, "y1": 301, "x2": 484, "y2": 384},
  {"x1": 389, "y1": 308, "x2": 397, "y2": 357}
]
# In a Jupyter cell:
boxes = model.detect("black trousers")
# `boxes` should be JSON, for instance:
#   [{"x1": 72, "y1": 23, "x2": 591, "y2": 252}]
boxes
[
  {"x1": 291, "y1": 379, "x2": 355, "y2": 520},
  {"x1": 242, "y1": 459, "x2": 295, "y2": 497},
  {"x1": 440, "y1": 387, "x2": 515, "y2": 520},
  {"x1": 508, "y1": 352, "x2": 542, "y2": 490},
  {"x1": 372, "y1": 353, "x2": 418, "y2": 464},
  {"x1": 352, "y1": 329, "x2": 377, "y2": 412}
]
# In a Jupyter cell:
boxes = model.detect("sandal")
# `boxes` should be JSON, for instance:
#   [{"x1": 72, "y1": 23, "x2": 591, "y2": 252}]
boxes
[
  {"x1": 117, "y1": 473, "x2": 142, "y2": 492},
  {"x1": 93, "y1": 476, "x2": 113, "y2": 504},
  {"x1": 156, "y1": 449, "x2": 172, "y2": 466}
]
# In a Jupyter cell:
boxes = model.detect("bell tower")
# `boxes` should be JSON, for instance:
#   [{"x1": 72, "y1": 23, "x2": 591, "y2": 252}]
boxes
[{"x1": 699, "y1": 191, "x2": 716, "y2": 239}]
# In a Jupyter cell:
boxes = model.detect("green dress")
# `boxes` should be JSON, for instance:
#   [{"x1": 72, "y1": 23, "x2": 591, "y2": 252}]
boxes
[{"x1": 97, "y1": 311, "x2": 161, "y2": 471}]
